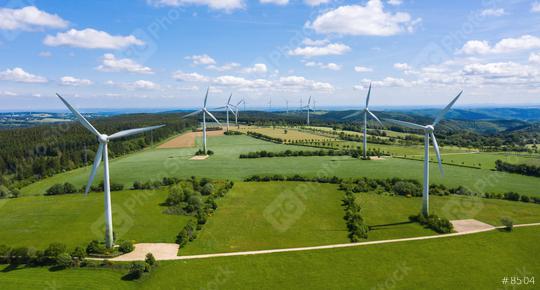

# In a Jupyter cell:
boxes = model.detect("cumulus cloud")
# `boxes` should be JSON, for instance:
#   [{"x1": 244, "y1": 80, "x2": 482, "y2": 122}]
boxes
[
  {"x1": 96, "y1": 54, "x2": 153, "y2": 74},
  {"x1": 387, "y1": 0, "x2": 402, "y2": 6},
  {"x1": 172, "y1": 71, "x2": 210, "y2": 82},
  {"x1": 60, "y1": 76, "x2": 93, "y2": 86},
  {"x1": 44, "y1": 28, "x2": 144, "y2": 49},
  {"x1": 0, "y1": 67, "x2": 47, "y2": 83},
  {"x1": 302, "y1": 38, "x2": 329, "y2": 46},
  {"x1": 185, "y1": 54, "x2": 216, "y2": 65},
  {"x1": 207, "y1": 62, "x2": 241, "y2": 72},
  {"x1": 354, "y1": 66, "x2": 373, "y2": 73},
  {"x1": 305, "y1": 61, "x2": 342, "y2": 71},
  {"x1": 0, "y1": 6, "x2": 68, "y2": 30},
  {"x1": 278, "y1": 76, "x2": 334, "y2": 92},
  {"x1": 529, "y1": 52, "x2": 540, "y2": 64},
  {"x1": 458, "y1": 35, "x2": 540, "y2": 55},
  {"x1": 358, "y1": 77, "x2": 412, "y2": 88},
  {"x1": 304, "y1": 0, "x2": 332, "y2": 6},
  {"x1": 532, "y1": 2, "x2": 540, "y2": 13},
  {"x1": 307, "y1": 0, "x2": 421, "y2": 36},
  {"x1": 480, "y1": 8, "x2": 505, "y2": 17},
  {"x1": 147, "y1": 0, "x2": 245, "y2": 11},
  {"x1": 106, "y1": 79, "x2": 160, "y2": 90},
  {"x1": 243, "y1": 63, "x2": 268, "y2": 73},
  {"x1": 288, "y1": 43, "x2": 351, "y2": 57},
  {"x1": 260, "y1": 0, "x2": 289, "y2": 5}
]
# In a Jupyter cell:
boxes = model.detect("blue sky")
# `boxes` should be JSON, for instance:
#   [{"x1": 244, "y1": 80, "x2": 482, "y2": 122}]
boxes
[{"x1": 1, "y1": 0, "x2": 540, "y2": 111}]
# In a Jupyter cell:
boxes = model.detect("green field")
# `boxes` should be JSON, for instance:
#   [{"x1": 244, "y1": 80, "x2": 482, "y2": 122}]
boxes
[
  {"x1": 235, "y1": 125, "x2": 336, "y2": 141},
  {"x1": 404, "y1": 151, "x2": 540, "y2": 169},
  {"x1": 1, "y1": 227, "x2": 538, "y2": 289},
  {"x1": 0, "y1": 189, "x2": 190, "y2": 248},
  {"x1": 20, "y1": 134, "x2": 540, "y2": 197}
]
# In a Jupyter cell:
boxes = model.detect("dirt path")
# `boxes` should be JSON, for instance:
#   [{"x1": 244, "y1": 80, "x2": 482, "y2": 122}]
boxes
[
  {"x1": 158, "y1": 130, "x2": 224, "y2": 149},
  {"x1": 107, "y1": 221, "x2": 540, "y2": 262}
]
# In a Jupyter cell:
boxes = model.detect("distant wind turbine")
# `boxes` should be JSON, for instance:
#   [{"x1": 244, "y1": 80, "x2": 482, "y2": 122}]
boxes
[
  {"x1": 344, "y1": 83, "x2": 383, "y2": 159},
  {"x1": 234, "y1": 98, "x2": 245, "y2": 128},
  {"x1": 215, "y1": 93, "x2": 236, "y2": 131},
  {"x1": 183, "y1": 88, "x2": 222, "y2": 154},
  {"x1": 301, "y1": 96, "x2": 312, "y2": 125},
  {"x1": 56, "y1": 93, "x2": 164, "y2": 248},
  {"x1": 384, "y1": 91, "x2": 463, "y2": 217}
]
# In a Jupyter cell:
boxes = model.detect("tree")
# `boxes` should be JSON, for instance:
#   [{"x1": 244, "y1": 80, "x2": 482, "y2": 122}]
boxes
[
  {"x1": 145, "y1": 253, "x2": 157, "y2": 267},
  {"x1": 128, "y1": 262, "x2": 145, "y2": 279},
  {"x1": 119, "y1": 240, "x2": 134, "y2": 253},
  {"x1": 501, "y1": 217, "x2": 513, "y2": 232},
  {"x1": 44, "y1": 243, "x2": 67, "y2": 263},
  {"x1": 56, "y1": 252, "x2": 72, "y2": 268}
]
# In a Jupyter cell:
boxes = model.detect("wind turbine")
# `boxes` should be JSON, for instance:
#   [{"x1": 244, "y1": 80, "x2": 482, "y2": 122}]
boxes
[
  {"x1": 183, "y1": 88, "x2": 221, "y2": 154},
  {"x1": 56, "y1": 93, "x2": 164, "y2": 248},
  {"x1": 215, "y1": 93, "x2": 236, "y2": 131},
  {"x1": 344, "y1": 83, "x2": 383, "y2": 159},
  {"x1": 234, "y1": 98, "x2": 245, "y2": 128},
  {"x1": 301, "y1": 96, "x2": 312, "y2": 125},
  {"x1": 384, "y1": 91, "x2": 463, "y2": 217},
  {"x1": 285, "y1": 99, "x2": 289, "y2": 114},
  {"x1": 268, "y1": 97, "x2": 272, "y2": 111}
]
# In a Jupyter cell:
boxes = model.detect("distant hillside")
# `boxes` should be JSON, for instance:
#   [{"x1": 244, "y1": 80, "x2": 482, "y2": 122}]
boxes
[{"x1": 400, "y1": 108, "x2": 540, "y2": 121}]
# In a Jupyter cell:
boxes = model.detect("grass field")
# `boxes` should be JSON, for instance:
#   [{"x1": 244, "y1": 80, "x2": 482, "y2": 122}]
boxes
[
  {"x1": 20, "y1": 134, "x2": 540, "y2": 197},
  {"x1": 1, "y1": 227, "x2": 538, "y2": 289},
  {"x1": 404, "y1": 151, "x2": 540, "y2": 169},
  {"x1": 234, "y1": 125, "x2": 335, "y2": 142},
  {"x1": 0, "y1": 189, "x2": 190, "y2": 248}
]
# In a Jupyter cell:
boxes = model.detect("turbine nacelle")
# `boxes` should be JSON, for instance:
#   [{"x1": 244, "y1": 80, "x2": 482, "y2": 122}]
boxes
[
  {"x1": 98, "y1": 134, "x2": 109, "y2": 143},
  {"x1": 424, "y1": 125, "x2": 435, "y2": 133}
]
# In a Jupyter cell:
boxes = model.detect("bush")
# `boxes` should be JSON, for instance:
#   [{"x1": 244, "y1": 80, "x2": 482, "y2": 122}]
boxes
[
  {"x1": 392, "y1": 181, "x2": 422, "y2": 197},
  {"x1": 0, "y1": 245, "x2": 11, "y2": 264},
  {"x1": 86, "y1": 240, "x2": 106, "y2": 255},
  {"x1": 501, "y1": 217, "x2": 513, "y2": 232},
  {"x1": 145, "y1": 253, "x2": 157, "y2": 267},
  {"x1": 56, "y1": 252, "x2": 72, "y2": 268},
  {"x1": 128, "y1": 262, "x2": 146, "y2": 279},
  {"x1": 44, "y1": 243, "x2": 67, "y2": 263},
  {"x1": 409, "y1": 214, "x2": 453, "y2": 234},
  {"x1": 119, "y1": 240, "x2": 134, "y2": 253},
  {"x1": 110, "y1": 183, "x2": 124, "y2": 191},
  {"x1": 45, "y1": 184, "x2": 65, "y2": 195},
  {"x1": 200, "y1": 183, "x2": 214, "y2": 196},
  {"x1": 71, "y1": 246, "x2": 86, "y2": 260}
]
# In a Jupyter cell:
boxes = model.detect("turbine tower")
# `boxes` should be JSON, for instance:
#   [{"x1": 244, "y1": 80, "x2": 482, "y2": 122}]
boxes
[
  {"x1": 301, "y1": 96, "x2": 312, "y2": 125},
  {"x1": 234, "y1": 98, "x2": 245, "y2": 128},
  {"x1": 344, "y1": 83, "x2": 383, "y2": 159},
  {"x1": 384, "y1": 91, "x2": 462, "y2": 217},
  {"x1": 183, "y1": 88, "x2": 221, "y2": 154},
  {"x1": 215, "y1": 93, "x2": 236, "y2": 132},
  {"x1": 286, "y1": 99, "x2": 289, "y2": 114},
  {"x1": 56, "y1": 93, "x2": 164, "y2": 248}
]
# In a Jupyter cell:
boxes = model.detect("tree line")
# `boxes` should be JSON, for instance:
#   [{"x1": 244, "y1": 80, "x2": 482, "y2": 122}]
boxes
[{"x1": 495, "y1": 160, "x2": 540, "y2": 177}]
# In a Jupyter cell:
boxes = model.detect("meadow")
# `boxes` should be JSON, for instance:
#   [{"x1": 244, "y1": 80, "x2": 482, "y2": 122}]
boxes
[
  {"x1": 20, "y1": 134, "x2": 540, "y2": 197},
  {"x1": 234, "y1": 125, "x2": 335, "y2": 141},
  {"x1": 0, "y1": 189, "x2": 190, "y2": 248},
  {"x1": 1, "y1": 227, "x2": 538, "y2": 289}
]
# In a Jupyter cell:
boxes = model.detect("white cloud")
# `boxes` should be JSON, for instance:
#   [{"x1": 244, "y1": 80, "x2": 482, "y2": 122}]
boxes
[
  {"x1": 278, "y1": 76, "x2": 334, "y2": 92},
  {"x1": 359, "y1": 77, "x2": 412, "y2": 88},
  {"x1": 60, "y1": 76, "x2": 92, "y2": 86},
  {"x1": 39, "y1": 51, "x2": 52, "y2": 57},
  {"x1": 308, "y1": 0, "x2": 420, "y2": 36},
  {"x1": 288, "y1": 43, "x2": 351, "y2": 57},
  {"x1": 529, "y1": 52, "x2": 540, "y2": 64},
  {"x1": 480, "y1": 8, "x2": 505, "y2": 17},
  {"x1": 354, "y1": 65, "x2": 373, "y2": 72},
  {"x1": 0, "y1": 6, "x2": 68, "y2": 30},
  {"x1": 0, "y1": 67, "x2": 47, "y2": 83},
  {"x1": 106, "y1": 79, "x2": 160, "y2": 90},
  {"x1": 185, "y1": 54, "x2": 216, "y2": 65},
  {"x1": 1, "y1": 91, "x2": 17, "y2": 96},
  {"x1": 387, "y1": 0, "x2": 402, "y2": 6},
  {"x1": 207, "y1": 62, "x2": 241, "y2": 72},
  {"x1": 44, "y1": 28, "x2": 144, "y2": 49},
  {"x1": 172, "y1": 71, "x2": 210, "y2": 82},
  {"x1": 393, "y1": 62, "x2": 411, "y2": 71},
  {"x1": 305, "y1": 61, "x2": 342, "y2": 70},
  {"x1": 260, "y1": 0, "x2": 289, "y2": 5},
  {"x1": 459, "y1": 35, "x2": 540, "y2": 55},
  {"x1": 302, "y1": 38, "x2": 329, "y2": 46},
  {"x1": 213, "y1": 75, "x2": 272, "y2": 89},
  {"x1": 147, "y1": 0, "x2": 245, "y2": 11},
  {"x1": 532, "y1": 2, "x2": 540, "y2": 13},
  {"x1": 243, "y1": 63, "x2": 268, "y2": 73},
  {"x1": 304, "y1": 0, "x2": 332, "y2": 6},
  {"x1": 96, "y1": 54, "x2": 153, "y2": 74}
]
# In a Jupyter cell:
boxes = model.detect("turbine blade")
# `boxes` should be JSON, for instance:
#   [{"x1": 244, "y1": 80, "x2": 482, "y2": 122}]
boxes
[
  {"x1": 308, "y1": 96, "x2": 311, "y2": 106},
  {"x1": 204, "y1": 87, "x2": 209, "y2": 108},
  {"x1": 365, "y1": 82, "x2": 372, "y2": 108},
  {"x1": 431, "y1": 133, "x2": 444, "y2": 176},
  {"x1": 214, "y1": 106, "x2": 227, "y2": 110},
  {"x1": 383, "y1": 118, "x2": 426, "y2": 130},
  {"x1": 204, "y1": 109, "x2": 222, "y2": 125},
  {"x1": 56, "y1": 93, "x2": 100, "y2": 136},
  {"x1": 108, "y1": 125, "x2": 165, "y2": 140},
  {"x1": 343, "y1": 111, "x2": 362, "y2": 119},
  {"x1": 367, "y1": 109, "x2": 383, "y2": 127},
  {"x1": 182, "y1": 109, "x2": 203, "y2": 118},
  {"x1": 227, "y1": 93, "x2": 232, "y2": 105},
  {"x1": 433, "y1": 91, "x2": 463, "y2": 126},
  {"x1": 85, "y1": 143, "x2": 104, "y2": 194}
]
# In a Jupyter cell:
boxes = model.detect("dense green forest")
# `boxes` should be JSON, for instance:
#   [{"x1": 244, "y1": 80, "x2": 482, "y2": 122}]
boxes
[{"x1": 0, "y1": 113, "x2": 195, "y2": 190}]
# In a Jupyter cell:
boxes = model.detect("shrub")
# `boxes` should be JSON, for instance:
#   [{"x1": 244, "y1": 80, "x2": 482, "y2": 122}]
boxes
[
  {"x1": 501, "y1": 217, "x2": 513, "y2": 232},
  {"x1": 44, "y1": 243, "x2": 67, "y2": 263},
  {"x1": 110, "y1": 183, "x2": 124, "y2": 191},
  {"x1": 119, "y1": 240, "x2": 134, "y2": 253},
  {"x1": 45, "y1": 184, "x2": 65, "y2": 195},
  {"x1": 71, "y1": 247, "x2": 86, "y2": 260},
  {"x1": 63, "y1": 182, "x2": 78, "y2": 194},
  {"x1": 145, "y1": 253, "x2": 157, "y2": 267},
  {"x1": 392, "y1": 181, "x2": 422, "y2": 197},
  {"x1": 200, "y1": 183, "x2": 215, "y2": 196},
  {"x1": 56, "y1": 252, "x2": 72, "y2": 268},
  {"x1": 86, "y1": 240, "x2": 106, "y2": 255},
  {"x1": 128, "y1": 262, "x2": 146, "y2": 279},
  {"x1": 409, "y1": 214, "x2": 453, "y2": 234},
  {"x1": 0, "y1": 245, "x2": 11, "y2": 264}
]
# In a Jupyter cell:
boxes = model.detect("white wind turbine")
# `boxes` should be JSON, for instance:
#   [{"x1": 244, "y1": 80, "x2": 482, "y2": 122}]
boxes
[
  {"x1": 183, "y1": 88, "x2": 221, "y2": 154},
  {"x1": 301, "y1": 96, "x2": 312, "y2": 125},
  {"x1": 234, "y1": 98, "x2": 245, "y2": 128},
  {"x1": 384, "y1": 91, "x2": 462, "y2": 217},
  {"x1": 215, "y1": 93, "x2": 236, "y2": 131},
  {"x1": 56, "y1": 93, "x2": 164, "y2": 248},
  {"x1": 344, "y1": 83, "x2": 383, "y2": 159}
]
